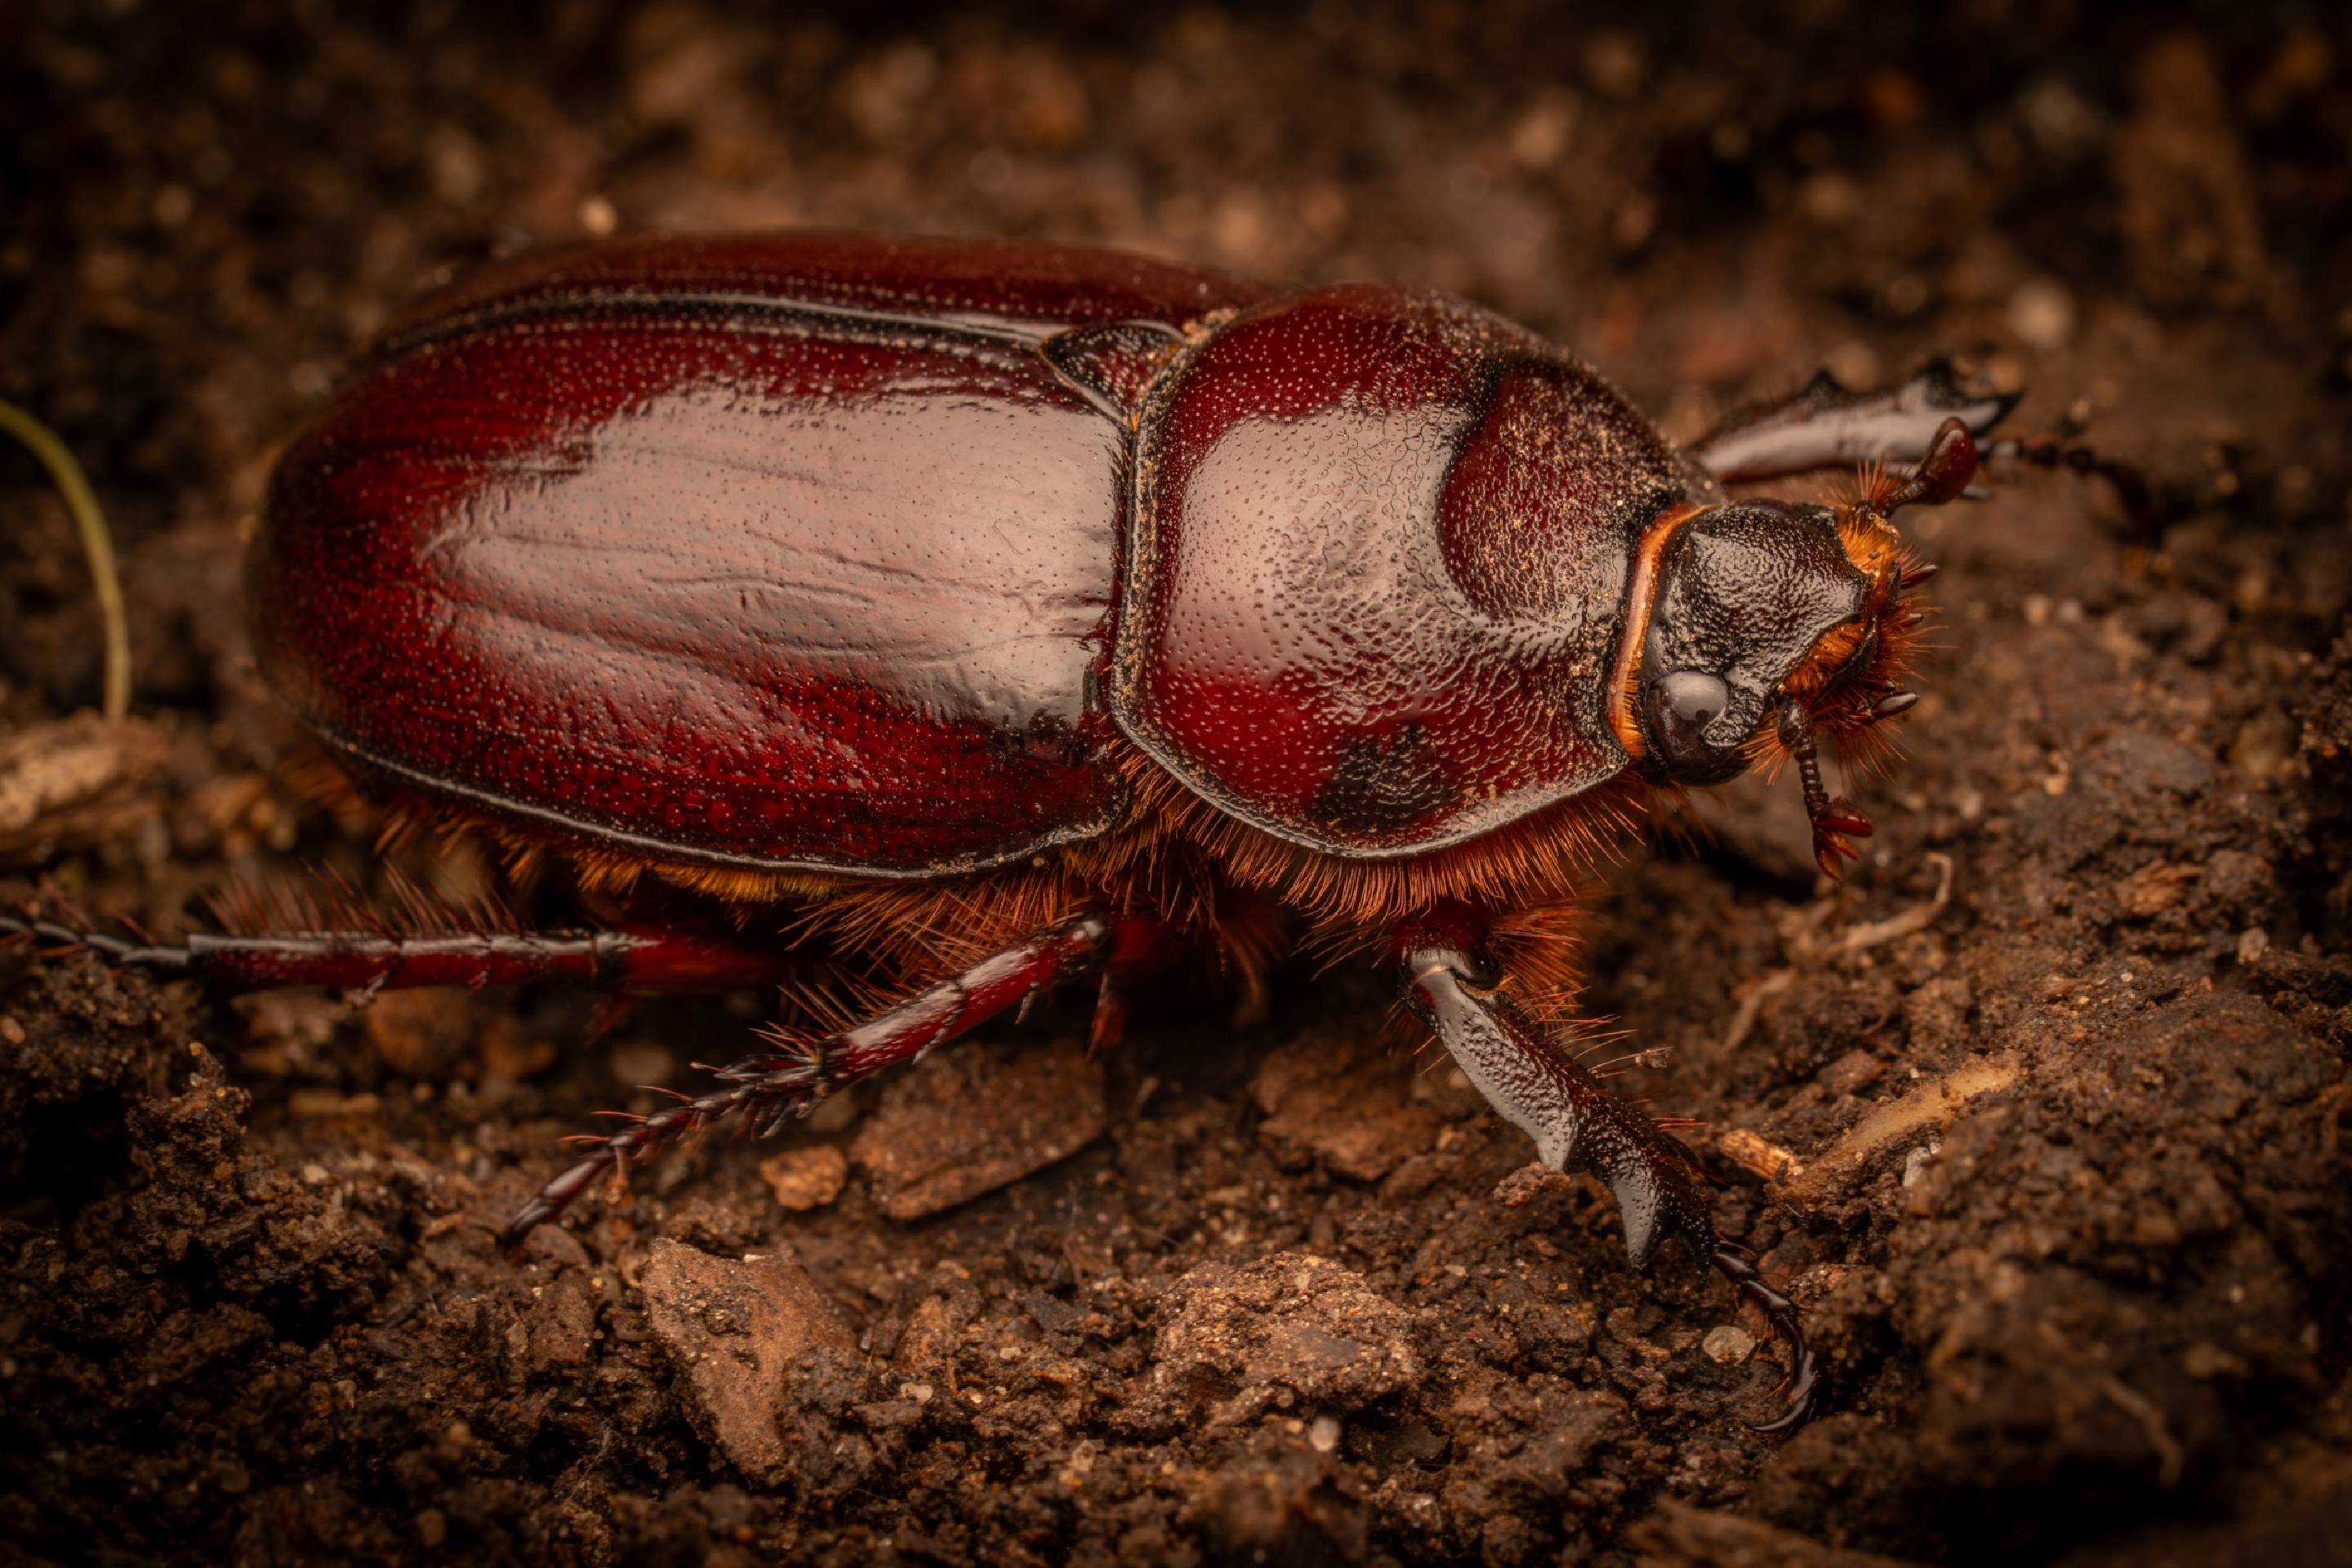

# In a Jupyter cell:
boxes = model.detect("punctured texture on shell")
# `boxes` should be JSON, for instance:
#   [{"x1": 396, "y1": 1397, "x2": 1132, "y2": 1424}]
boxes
[{"x1": 1110, "y1": 284, "x2": 1714, "y2": 856}]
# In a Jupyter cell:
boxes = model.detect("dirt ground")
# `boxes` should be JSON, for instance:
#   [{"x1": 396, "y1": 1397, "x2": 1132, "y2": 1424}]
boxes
[{"x1": 3, "y1": 2, "x2": 2350, "y2": 1564}]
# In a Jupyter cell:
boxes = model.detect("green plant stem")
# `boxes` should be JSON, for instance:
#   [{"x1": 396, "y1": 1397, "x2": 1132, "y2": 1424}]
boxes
[{"x1": 0, "y1": 398, "x2": 131, "y2": 719}]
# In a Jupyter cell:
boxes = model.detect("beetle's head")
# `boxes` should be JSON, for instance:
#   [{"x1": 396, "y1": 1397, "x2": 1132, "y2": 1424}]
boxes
[{"x1": 1614, "y1": 418, "x2": 1975, "y2": 875}]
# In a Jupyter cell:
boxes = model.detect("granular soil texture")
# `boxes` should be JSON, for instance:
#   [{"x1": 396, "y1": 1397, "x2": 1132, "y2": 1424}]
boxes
[{"x1": 3, "y1": 3, "x2": 2350, "y2": 1564}]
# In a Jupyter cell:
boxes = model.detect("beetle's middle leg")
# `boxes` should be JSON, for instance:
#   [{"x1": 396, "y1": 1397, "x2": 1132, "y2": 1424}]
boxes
[
  {"x1": 1393, "y1": 903, "x2": 1820, "y2": 1436},
  {"x1": 504, "y1": 909, "x2": 1152, "y2": 1246}
]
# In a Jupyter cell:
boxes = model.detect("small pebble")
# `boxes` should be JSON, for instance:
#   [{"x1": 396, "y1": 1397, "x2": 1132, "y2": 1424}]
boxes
[
  {"x1": 639, "y1": 1239, "x2": 855, "y2": 1483},
  {"x1": 1701, "y1": 1325, "x2": 1756, "y2": 1365},
  {"x1": 1819, "y1": 1049, "x2": 1884, "y2": 1098},
  {"x1": 849, "y1": 1036, "x2": 1106, "y2": 1219},
  {"x1": 2008, "y1": 277, "x2": 2077, "y2": 349},
  {"x1": 1308, "y1": 1415, "x2": 1342, "y2": 1453},
  {"x1": 758, "y1": 1145, "x2": 849, "y2": 1211}
]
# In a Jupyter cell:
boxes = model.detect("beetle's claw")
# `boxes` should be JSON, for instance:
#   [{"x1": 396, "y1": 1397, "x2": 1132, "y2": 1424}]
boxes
[
  {"x1": 1810, "y1": 797, "x2": 1873, "y2": 879},
  {"x1": 1708, "y1": 1246, "x2": 1823, "y2": 1437},
  {"x1": 1814, "y1": 835, "x2": 1861, "y2": 880}
]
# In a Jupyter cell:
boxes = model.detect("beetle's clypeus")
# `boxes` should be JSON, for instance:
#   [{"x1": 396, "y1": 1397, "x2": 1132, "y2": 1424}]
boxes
[{"x1": 6, "y1": 234, "x2": 2128, "y2": 1435}]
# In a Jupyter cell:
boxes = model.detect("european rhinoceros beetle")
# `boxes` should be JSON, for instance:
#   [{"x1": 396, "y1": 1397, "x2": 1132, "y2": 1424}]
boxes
[{"x1": 4, "y1": 234, "x2": 2138, "y2": 1434}]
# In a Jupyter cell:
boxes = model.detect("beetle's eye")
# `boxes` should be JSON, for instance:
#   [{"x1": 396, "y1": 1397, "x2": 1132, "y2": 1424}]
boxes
[{"x1": 1650, "y1": 670, "x2": 1731, "y2": 768}]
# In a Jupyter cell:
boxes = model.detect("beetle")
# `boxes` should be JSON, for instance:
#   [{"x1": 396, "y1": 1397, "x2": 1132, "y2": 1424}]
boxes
[{"x1": 3, "y1": 233, "x2": 2132, "y2": 1436}]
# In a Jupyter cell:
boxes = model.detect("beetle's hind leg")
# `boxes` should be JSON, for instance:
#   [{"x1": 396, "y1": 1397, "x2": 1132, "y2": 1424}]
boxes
[
  {"x1": 0, "y1": 901, "x2": 796, "y2": 996},
  {"x1": 503, "y1": 909, "x2": 1149, "y2": 1247},
  {"x1": 1393, "y1": 907, "x2": 1821, "y2": 1437}
]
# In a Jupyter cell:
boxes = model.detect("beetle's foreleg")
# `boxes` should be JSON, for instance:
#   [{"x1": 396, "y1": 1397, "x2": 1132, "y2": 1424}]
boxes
[
  {"x1": 1394, "y1": 909, "x2": 1820, "y2": 1436},
  {"x1": 1695, "y1": 361, "x2": 2151, "y2": 525},
  {"x1": 1401, "y1": 931, "x2": 1713, "y2": 1268},
  {"x1": 1693, "y1": 359, "x2": 2015, "y2": 483},
  {"x1": 503, "y1": 910, "x2": 1134, "y2": 1247}
]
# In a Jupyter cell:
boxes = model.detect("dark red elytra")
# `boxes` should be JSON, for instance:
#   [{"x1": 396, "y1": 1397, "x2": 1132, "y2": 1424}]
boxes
[
  {"x1": 247, "y1": 236, "x2": 1282, "y2": 877},
  {"x1": 15, "y1": 234, "x2": 2140, "y2": 1437}
]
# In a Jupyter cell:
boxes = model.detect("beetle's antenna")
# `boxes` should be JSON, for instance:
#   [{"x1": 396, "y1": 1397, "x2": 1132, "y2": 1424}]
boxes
[
  {"x1": 1775, "y1": 701, "x2": 1873, "y2": 878},
  {"x1": 1868, "y1": 416, "x2": 1980, "y2": 518}
]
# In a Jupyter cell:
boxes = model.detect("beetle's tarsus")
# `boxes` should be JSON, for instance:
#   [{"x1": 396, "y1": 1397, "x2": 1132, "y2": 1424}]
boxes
[
  {"x1": 2, "y1": 903, "x2": 804, "y2": 996},
  {"x1": 1709, "y1": 1246, "x2": 1823, "y2": 1437},
  {"x1": 503, "y1": 1070, "x2": 814, "y2": 1251},
  {"x1": 0, "y1": 912, "x2": 192, "y2": 973},
  {"x1": 1984, "y1": 430, "x2": 2154, "y2": 528}
]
